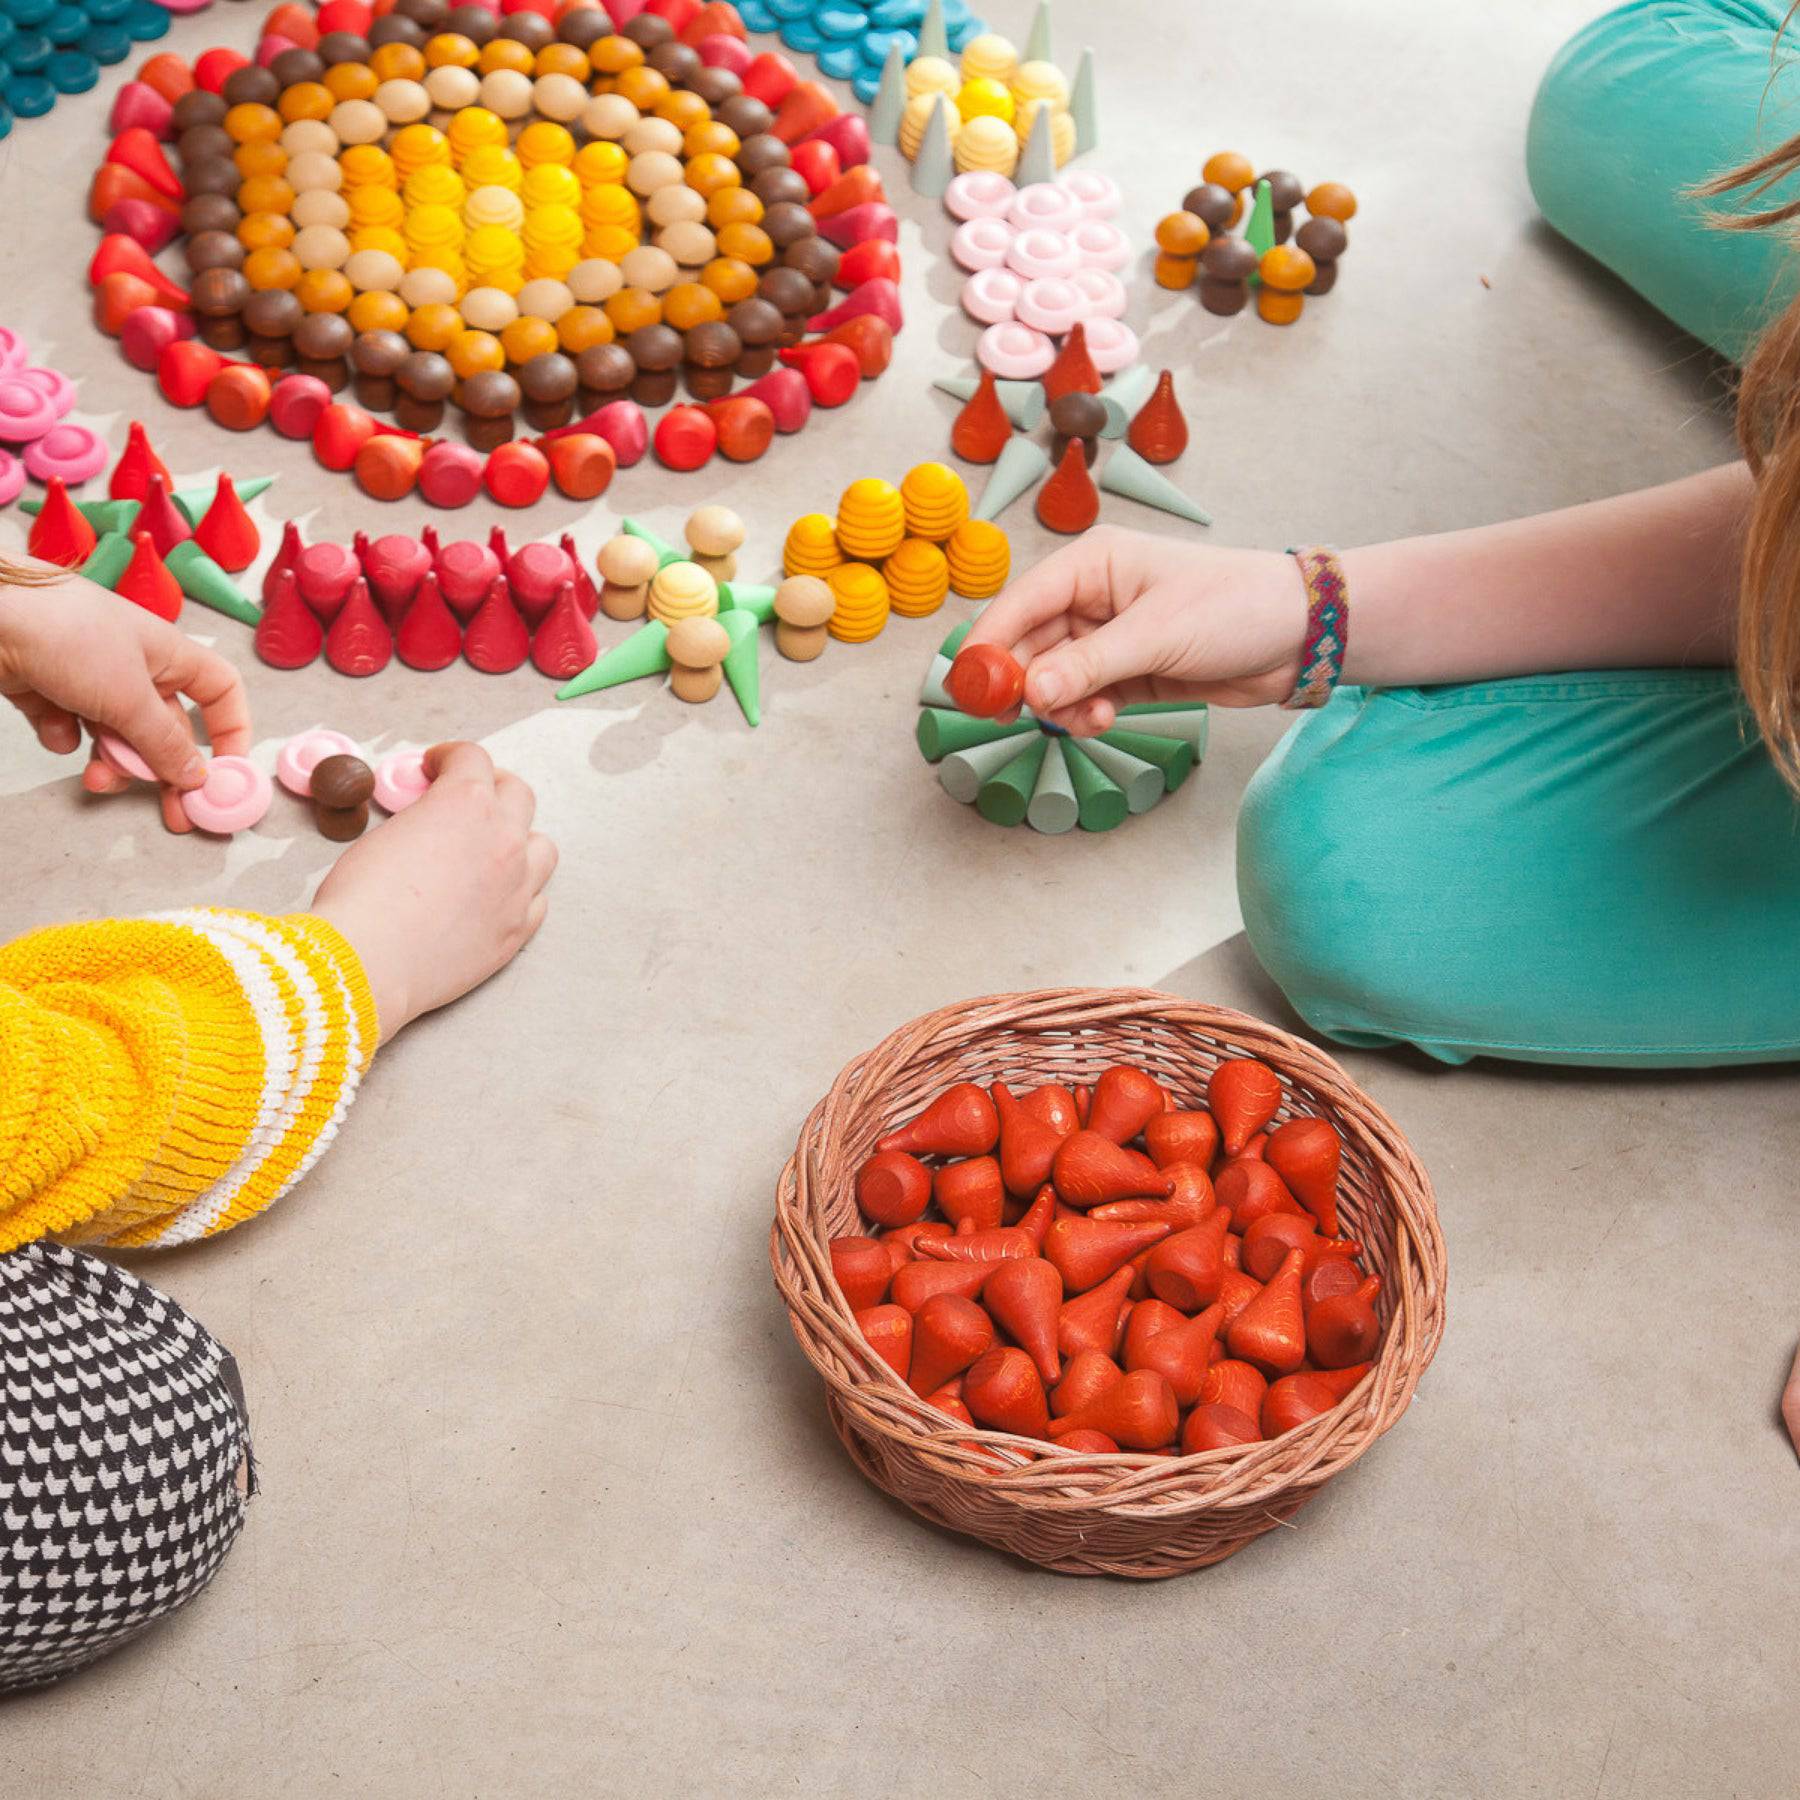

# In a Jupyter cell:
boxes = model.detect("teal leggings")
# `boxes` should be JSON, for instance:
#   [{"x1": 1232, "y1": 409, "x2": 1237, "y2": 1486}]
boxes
[{"x1": 1237, "y1": 673, "x2": 1800, "y2": 1067}]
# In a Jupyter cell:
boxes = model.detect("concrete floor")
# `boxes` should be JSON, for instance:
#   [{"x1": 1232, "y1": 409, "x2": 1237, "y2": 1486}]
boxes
[{"x1": 3, "y1": 0, "x2": 1796, "y2": 1793}]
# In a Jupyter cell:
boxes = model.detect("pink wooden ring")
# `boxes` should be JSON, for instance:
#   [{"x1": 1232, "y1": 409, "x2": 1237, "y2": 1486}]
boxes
[
  {"x1": 1069, "y1": 266, "x2": 1128, "y2": 319},
  {"x1": 0, "y1": 451, "x2": 23, "y2": 506},
  {"x1": 0, "y1": 329, "x2": 27, "y2": 374},
  {"x1": 179, "y1": 755, "x2": 273, "y2": 835},
  {"x1": 961, "y1": 267, "x2": 1022, "y2": 325},
  {"x1": 0, "y1": 378, "x2": 58, "y2": 443},
  {"x1": 373, "y1": 747, "x2": 431, "y2": 813},
  {"x1": 1003, "y1": 227, "x2": 1080, "y2": 280},
  {"x1": 1015, "y1": 275, "x2": 1088, "y2": 334},
  {"x1": 17, "y1": 368, "x2": 76, "y2": 416},
  {"x1": 94, "y1": 730, "x2": 156, "y2": 782},
  {"x1": 1069, "y1": 220, "x2": 1131, "y2": 272},
  {"x1": 976, "y1": 319, "x2": 1056, "y2": 379},
  {"x1": 949, "y1": 216, "x2": 1013, "y2": 272},
  {"x1": 944, "y1": 170, "x2": 1015, "y2": 221},
  {"x1": 276, "y1": 728, "x2": 362, "y2": 798},
  {"x1": 1055, "y1": 169, "x2": 1123, "y2": 218},
  {"x1": 1082, "y1": 317, "x2": 1141, "y2": 374},
  {"x1": 23, "y1": 423, "x2": 108, "y2": 486},
  {"x1": 1006, "y1": 182, "x2": 1083, "y2": 232}
]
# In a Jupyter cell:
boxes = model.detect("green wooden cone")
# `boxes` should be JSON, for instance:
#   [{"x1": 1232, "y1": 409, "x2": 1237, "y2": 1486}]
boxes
[
  {"x1": 556, "y1": 619, "x2": 670, "y2": 699},
  {"x1": 938, "y1": 618, "x2": 974, "y2": 658},
  {"x1": 1244, "y1": 177, "x2": 1275, "y2": 278},
  {"x1": 870, "y1": 38, "x2": 907, "y2": 145},
  {"x1": 19, "y1": 494, "x2": 141, "y2": 535},
  {"x1": 719, "y1": 608, "x2": 761, "y2": 726},
  {"x1": 719, "y1": 580, "x2": 776, "y2": 623},
  {"x1": 913, "y1": 93, "x2": 956, "y2": 200},
  {"x1": 917, "y1": 707, "x2": 1035, "y2": 761},
  {"x1": 79, "y1": 531, "x2": 134, "y2": 590},
  {"x1": 934, "y1": 373, "x2": 1046, "y2": 432},
  {"x1": 164, "y1": 539, "x2": 262, "y2": 625},
  {"x1": 1097, "y1": 363, "x2": 1154, "y2": 439},
  {"x1": 916, "y1": 0, "x2": 947, "y2": 59},
  {"x1": 920, "y1": 653, "x2": 954, "y2": 707},
  {"x1": 976, "y1": 735, "x2": 1047, "y2": 827},
  {"x1": 941, "y1": 729, "x2": 1041, "y2": 804},
  {"x1": 1078, "y1": 735, "x2": 1164, "y2": 813},
  {"x1": 1061, "y1": 738, "x2": 1128, "y2": 832},
  {"x1": 974, "y1": 436, "x2": 1050, "y2": 521},
  {"x1": 1015, "y1": 98, "x2": 1055, "y2": 186},
  {"x1": 1025, "y1": 736, "x2": 1078, "y2": 833},
  {"x1": 1071, "y1": 46, "x2": 1097, "y2": 155},
  {"x1": 620, "y1": 517, "x2": 682, "y2": 566},
  {"x1": 1099, "y1": 447, "x2": 1213, "y2": 526},
  {"x1": 1101, "y1": 725, "x2": 1195, "y2": 791},
  {"x1": 1024, "y1": 0, "x2": 1052, "y2": 63},
  {"x1": 171, "y1": 475, "x2": 273, "y2": 529},
  {"x1": 1111, "y1": 705, "x2": 1210, "y2": 752}
]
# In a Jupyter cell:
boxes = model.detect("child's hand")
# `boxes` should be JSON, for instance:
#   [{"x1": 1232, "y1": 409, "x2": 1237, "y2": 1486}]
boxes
[
  {"x1": 311, "y1": 741, "x2": 556, "y2": 1045},
  {"x1": 961, "y1": 527, "x2": 1310, "y2": 734},
  {"x1": 0, "y1": 565, "x2": 251, "y2": 833},
  {"x1": 1785, "y1": 1343, "x2": 1800, "y2": 1462}
]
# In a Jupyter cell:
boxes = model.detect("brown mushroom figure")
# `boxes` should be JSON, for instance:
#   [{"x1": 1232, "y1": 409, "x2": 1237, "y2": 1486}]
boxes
[
  {"x1": 1198, "y1": 237, "x2": 1258, "y2": 316},
  {"x1": 1257, "y1": 169, "x2": 1305, "y2": 244},
  {"x1": 311, "y1": 753, "x2": 375, "y2": 841},
  {"x1": 1295, "y1": 216, "x2": 1348, "y2": 296}
]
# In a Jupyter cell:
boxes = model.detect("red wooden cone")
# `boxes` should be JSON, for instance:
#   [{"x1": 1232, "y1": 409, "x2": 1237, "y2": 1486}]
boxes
[
  {"x1": 1050, "y1": 1348, "x2": 1122, "y2": 1416},
  {"x1": 1207, "y1": 1058, "x2": 1283, "y2": 1155},
  {"x1": 26, "y1": 479, "x2": 97, "y2": 568},
  {"x1": 962, "y1": 1345, "x2": 1048, "y2": 1437},
  {"x1": 1126, "y1": 369, "x2": 1188, "y2": 464},
  {"x1": 829, "y1": 1235, "x2": 891, "y2": 1310},
  {"x1": 1226, "y1": 1246, "x2": 1307, "y2": 1375},
  {"x1": 702, "y1": 395, "x2": 776, "y2": 463},
  {"x1": 1262, "y1": 1362, "x2": 1372, "y2": 1438},
  {"x1": 530, "y1": 581, "x2": 599, "y2": 680},
  {"x1": 541, "y1": 431, "x2": 616, "y2": 501},
  {"x1": 1041, "y1": 322, "x2": 1101, "y2": 402},
  {"x1": 1051, "y1": 1131, "x2": 1171, "y2": 1208},
  {"x1": 855, "y1": 1150, "x2": 931, "y2": 1228},
  {"x1": 1306, "y1": 1274, "x2": 1382, "y2": 1369},
  {"x1": 325, "y1": 577, "x2": 392, "y2": 677},
  {"x1": 890, "y1": 1259, "x2": 989, "y2": 1311},
  {"x1": 836, "y1": 238, "x2": 900, "y2": 289},
  {"x1": 136, "y1": 475, "x2": 191, "y2": 557},
  {"x1": 87, "y1": 234, "x2": 189, "y2": 309},
  {"x1": 192, "y1": 473, "x2": 259, "y2": 572},
  {"x1": 1035, "y1": 437, "x2": 1101, "y2": 534},
  {"x1": 1015, "y1": 1184, "x2": 1056, "y2": 1249},
  {"x1": 1144, "y1": 1206, "x2": 1233, "y2": 1312},
  {"x1": 878, "y1": 1082, "x2": 998, "y2": 1157},
  {"x1": 1126, "y1": 1300, "x2": 1223, "y2": 1406},
  {"x1": 1044, "y1": 1214, "x2": 1171, "y2": 1293},
  {"x1": 806, "y1": 278, "x2": 901, "y2": 337},
  {"x1": 463, "y1": 575, "x2": 530, "y2": 674},
  {"x1": 559, "y1": 534, "x2": 600, "y2": 619},
  {"x1": 1023, "y1": 1085, "x2": 1080, "y2": 1135},
  {"x1": 1144, "y1": 1109, "x2": 1220, "y2": 1171},
  {"x1": 1181, "y1": 1402, "x2": 1262, "y2": 1452},
  {"x1": 1216, "y1": 1159, "x2": 1301, "y2": 1232},
  {"x1": 1265, "y1": 1116, "x2": 1342, "y2": 1237},
  {"x1": 934, "y1": 1156, "x2": 1004, "y2": 1232},
  {"x1": 1201, "y1": 1357, "x2": 1268, "y2": 1422},
  {"x1": 982, "y1": 1256, "x2": 1063, "y2": 1385},
  {"x1": 1092, "y1": 1159, "x2": 1214, "y2": 1229},
  {"x1": 951, "y1": 368, "x2": 1013, "y2": 464},
  {"x1": 815, "y1": 313, "x2": 895, "y2": 377},
  {"x1": 917, "y1": 1226, "x2": 1033, "y2": 1265},
  {"x1": 854, "y1": 1303, "x2": 913, "y2": 1382},
  {"x1": 772, "y1": 80, "x2": 838, "y2": 146},
  {"x1": 393, "y1": 570, "x2": 462, "y2": 671},
  {"x1": 991, "y1": 1082, "x2": 1068, "y2": 1197},
  {"x1": 736, "y1": 368, "x2": 811, "y2": 432},
  {"x1": 113, "y1": 529, "x2": 182, "y2": 621},
  {"x1": 1121, "y1": 1296, "x2": 1184, "y2": 1366},
  {"x1": 815, "y1": 201, "x2": 897, "y2": 247},
  {"x1": 1241, "y1": 1212, "x2": 1357, "y2": 1282},
  {"x1": 907, "y1": 1293, "x2": 994, "y2": 1396},
  {"x1": 806, "y1": 164, "x2": 885, "y2": 218},
  {"x1": 946, "y1": 642, "x2": 1025, "y2": 718},
  {"x1": 1087, "y1": 1065, "x2": 1166, "y2": 1145},
  {"x1": 777, "y1": 341, "x2": 859, "y2": 406},
  {"x1": 1046, "y1": 1367, "x2": 1178, "y2": 1449},
  {"x1": 253, "y1": 567, "x2": 323, "y2": 669},
  {"x1": 157, "y1": 339, "x2": 226, "y2": 409},
  {"x1": 106, "y1": 128, "x2": 184, "y2": 201},
  {"x1": 1055, "y1": 1265, "x2": 1134, "y2": 1359},
  {"x1": 108, "y1": 420, "x2": 171, "y2": 500},
  {"x1": 1304, "y1": 1256, "x2": 1363, "y2": 1307}
]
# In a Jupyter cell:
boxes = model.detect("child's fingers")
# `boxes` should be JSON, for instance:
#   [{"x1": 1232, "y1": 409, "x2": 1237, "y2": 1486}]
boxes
[
  {"x1": 962, "y1": 535, "x2": 1114, "y2": 654},
  {"x1": 525, "y1": 831, "x2": 558, "y2": 895},
  {"x1": 424, "y1": 739, "x2": 495, "y2": 785},
  {"x1": 150, "y1": 632, "x2": 252, "y2": 760},
  {"x1": 158, "y1": 783, "x2": 193, "y2": 835},
  {"x1": 81, "y1": 757, "x2": 131, "y2": 795},
  {"x1": 494, "y1": 770, "x2": 536, "y2": 831},
  {"x1": 100, "y1": 682, "x2": 207, "y2": 790},
  {"x1": 1783, "y1": 1342, "x2": 1800, "y2": 1459},
  {"x1": 1038, "y1": 694, "x2": 1120, "y2": 737},
  {"x1": 1024, "y1": 612, "x2": 1157, "y2": 715}
]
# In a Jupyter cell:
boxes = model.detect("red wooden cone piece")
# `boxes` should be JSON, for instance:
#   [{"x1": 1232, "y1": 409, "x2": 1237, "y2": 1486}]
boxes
[
  {"x1": 325, "y1": 577, "x2": 392, "y2": 677},
  {"x1": 991, "y1": 1082, "x2": 1068, "y2": 1197},
  {"x1": 1035, "y1": 437, "x2": 1101, "y2": 534},
  {"x1": 1023, "y1": 1084, "x2": 1081, "y2": 1135},
  {"x1": 1051, "y1": 1130, "x2": 1172, "y2": 1208},
  {"x1": 261, "y1": 520, "x2": 302, "y2": 606},
  {"x1": 806, "y1": 164, "x2": 884, "y2": 219},
  {"x1": 1145, "y1": 1110, "x2": 1219, "y2": 1170},
  {"x1": 736, "y1": 368, "x2": 811, "y2": 431},
  {"x1": 946, "y1": 642, "x2": 1025, "y2": 718},
  {"x1": 1041, "y1": 322, "x2": 1101, "y2": 402},
  {"x1": 1092, "y1": 1159, "x2": 1214, "y2": 1230},
  {"x1": 854, "y1": 1303, "x2": 913, "y2": 1382},
  {"x1": 1306, "y1": 1274, "x2": 1382, "y2": 1369},
  {"x1": 463, "y1": 575, "x2": 531, "y2": 674},
  {"x1": 1015, "y1": 1184, "x2": 1056, "y2": 1248},
  {"x1": 26, "y1": 479, "x2": 97, "y2": 568},
  {"x1": 701, "y1": 395, "x2": 776, "y2": 462},
  {"x1": 312, "y1": 402, "x2": 378, "y2": 472},
  {"x1": 1087, "y1": 1065, "x2": 1166, "y2": 1145},
  {"x1": 1226, "y1": 1246, "x2": 1307, "y2": 1375},
  {"x1": 1055, "y1": 1428, "x2": 1120, "y2": 1454},
  {"x1": 829, "y1": 1235, "x2": 890, "y2": 1310},
  {"x1": 1181, "y1": 1402, "x2": 1262, "y2": 1452},
  {"x1": 108, "y1": 420, "x2": 171, "y2": 501},
  {"x1": 136, "y1": 476, "x2": 191, "y2": 557},
  {"x1": 1201, "y1": 1357, "x2": 1268, "y2": 1422},
  {"x1": 805, "y1": 113, "x2": 872, "y2": 172},
  {"x1": 934, "y1": 1156, "x2": 1004, "y2": 1232},
  {"x1": 652, "y1": 404, "x2": 717, "y2": 471},
  {"x1": 951, "y1": 368, "x2": 1013, "y2": 464},
  {"x1": 506, "y1": 541, "x2": 571, "y2": 626},
  {"x1": 95, "y1": 271, "x2": 164, "y2": 338},
  {"x1": 1242, "y1": 1212, "x2": 1356, "y2": 1283},
  {"x1": 983, "y1": 1256, "x2": 1063, "y2": 1385},
  {"x1": 393, "y1": 570, "x2": 462, "y2": 671},
  {"x1": 1265, "y1": 1116, "x2": 1342, "y2": 1237},
  {"x1": 113, "y1": 530, "x2": 182, "y2": 621},
  {"x1": 806, "y1": 278, "x2": 901, "y2": 336},
  {"x1": 815, "y1": 314, "x2": 895, "y2": 377},
  {"x1": 1044, "y1": 1214, "x2": 1171, "y2": 1293},
  {"x1": 917, "y1": 1226, "x2": 1032, "y2": 1265},
  {"x1": 1305, "y1": 1256, "x2": 1364, "y2": 1307},
  {"x1": 103, "y1": 196, "x2": 182, "y2": 254},
  {"x1": 530, "y1": 582, "x2": 599, "y2": 679},
  {"x1": 741, "y1": 51, "x2": 799, "y2": 107},
  {"x1": 1262, "y1": 1363, "x2": 1372, "y2": 1438},
  {"x1": 192, "y1": 473, "x2": 260, "y2": 572},
  {"x1": 1126, "y1": 369, "x2": 1188, "y2": 464},
  {"x1": 1046, "y1": 1367, "x2": 1178, "y2": 1449},
  {"x1": 361, "y1": 533, "x2": 429, "y2": 619},
  {"x1": 878, "y1": 1082, "x2": 998, "y2": 1157},
  {"x1": 836, "y1": 238, "x2": 901, "y2": 289},
  {"x1": 777, "y1": 341, "x2": 859, "y2": 406},
  {"x1": 1207, "y1": 1058, "x2": 1283, "y2": 1155},
  {"x1": 253, "y1": 567, "x2": 323, "y2": 669},
  {"x1": 88, "y1": 235, "x2": 189, "y2": 309},
  {"x1": 1055, "y1": 1265, "x2": 1134, "y2": 1359},
  {"x1": 890, "y1": 1259, "x2": 988, "y2": 1311},
  {"x1": 1051, "y1": 1348, "x2": 1122, "y2": 1416},
  {"x1": 1126, "y1": 1300, "x2": 1223, "y2": 1406},
  {"x1": 815, "y1": 201, "x2": 897, "y2": 247},
  {"x1": 106, "y1": 128, "x2": 184, "y2": 201},
  {"x1": 962, "y1": 1345, "x2": 1048, "y2": 1438},
  {"x1": 772, "y1": 80, "x2": 838, "y2": 145},
  {"x1": 88, "y1": 165, "x2": 179, "y2": 228},
  {"x1": 907, "y1": 1293, "x2": 993, "y2": 1396},
  {"x1": 541, "y1": 431, "x2": 615, "y2": 500},
  {"x1": 1144, "y1": 1206, "x2": 1232, "y2": 1312},
  {"x1": 551, "y1": 534, "x2": 597, "y2": 620},
  {"x1": 1217, "y1": 1159, "x2": 1301, "y2": 1232},
  {"x1": 855, "y1": 1150, "x2": 931, "y2": 1228}
]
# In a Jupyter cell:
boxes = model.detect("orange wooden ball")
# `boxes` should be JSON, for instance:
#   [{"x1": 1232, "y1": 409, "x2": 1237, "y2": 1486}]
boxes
[
  {"x1": 535, "y1": 44, "x2": 589, "y2": 80},
  {"x1": 683, "y1": 152, "x2": 739, "y2": 199},
  {"x1": 478, "y1": 38, "x2": 534, "y2": 75},
  {"x1": 654, "y1": 90, "x2": 710, "y2": 132},
  {"x1": 224, "y1": 101, "x2": 281, "y2": 144},
  {"x1": 406, "y1": 301, "x2": 464, "y2": 349},
  {"x1": 238, "y1": 175, "x2": 296, "y2": 216},
  {"x1": 233, "y1": 140, "x2": 288, "y2": 180},
  {"x1": 424, "y1": 31, "x2": 480, "y2": 68},
  {"x1": 323, "y1": 63, "x2": 378, "y2": 103},
  {"x1": 278, "y1": 81, "x2": 334, "y2": 123},
  {"x1": 348, "y1": 289, "x2": 411, "y2": 333},
  {"x1": 662, "y1": 281, "x2": 723, "y2": 329},
  {"x1": 295, "y1": 267, "x2": 353, "y2": 313},
  {"x1": 684, "y1": 119, "x2": 738, "y2": 159},
  {"x1": 447, "y1": 328, "x2": 506, "y2": 377},
  {"x1": 243, "y1": 246, "x2": 302, "y2": 291},
  {"x1": 1203, "y1": 151, "x2": 1255, "y2": 193},
  {"x1": 715, "y1": 222, "x2": 772, "y2": 266},
  {"x1": 706, "y1": 186, "x2": 761, "y2": 229},
  {"x1": 603, "y1": 285, "x2": 662, "y2": 333},
  {"x1": 1307, "y1": 181, "x2": 1358, "y2": 222},
  {"x1": 369, "y1": 42, "x2": 426, "y2": 83},
  {"x1": 556, "y1": 305, "x2": 614, "y2": 351},
  {"x1": 590, "y1": 36, "x2": 643, "y2": 75},
  {"x1": 238, "y1": 212, "x2": 296, "y2": 252},
  {"x1": 500, "y1": 315, "x2": 560, "y2": 364},
  {"x1": 614, "y1": 66, "x2": 669, "y2": 110},
  {"x1": 700, "y1": 256, "x2": 757, "y2": 302}
]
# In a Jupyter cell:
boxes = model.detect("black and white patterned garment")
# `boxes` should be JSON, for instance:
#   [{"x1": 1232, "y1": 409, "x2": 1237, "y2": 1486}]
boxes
[{"x1": 1, "y1": 1241, "x2": 252, "y2": 1693}]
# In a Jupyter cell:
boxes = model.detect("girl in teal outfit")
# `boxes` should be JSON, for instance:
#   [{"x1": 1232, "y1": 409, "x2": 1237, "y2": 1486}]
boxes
[{"x1": 963, "y1": 9, "x2": 1800, "y2": 1454}]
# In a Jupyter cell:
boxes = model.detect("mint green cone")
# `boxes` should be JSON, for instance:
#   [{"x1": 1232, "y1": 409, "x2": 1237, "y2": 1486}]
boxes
[
  {"x1": 1015, "y1": 98, "x2": 1055, "y2": 186},
  {"x1": 1099, "y1": 447, "x2": 1213, "y2": 526},
  {"x1": 913, "y1": 93, "x2": 956, "y2": 200},
  {"x1": 1097, "y1": 364, "x2": 1154, "y2": 439},
  {"x1": 938, "y1": 618, "x2": 975, "y2": 658},
  {"x1": 1072, "y1": 47, "x2": 1097, "y2": 155},
  {"x1": 933, "y1": 373, "x2": 1046, "y2": 432},
  {"x1": 164, "y1": 540, "x2": 261, "y2": 626},
  {"x1": 171, "y1": 475, "x2": 273, "y2": 529},
  {"x1": 976, "y1": 735, "x2": 1048, "y2": 826},
  {"x1": 620, "y1": 518, "x2": 682, "y2": 567},
  {"x1": 79, "y1": 532, "x2": 134, "y2": 590},
  {"x1": 557, "y1": 619, "x2": 670, "y2": 699},
  {"x1": 920, "y1": 653, "x2": 955, "y2": 707},
  {"x1": 1061, "y1": 738, "x2": 1128, "y2": 831},
  {"x1": 1026, "y1": 736, "x2": 1078, "y2": 833},
  {"x1": 1024, "y1": 0, "x2": 1052, "y2": 63},
  {"x1": 974, "y1": 436, "x2": 1050, "y2": 521},
  {"x1": 1078, "y1": 735, "x2": 1164, "y2": 812},
  {"x1": 719, "y1": 608, "x2": 761, "y2": 726},
  {"x1": 1112, "y1": 705, "x2": 1210, "y2": 752},
  {"x1": 917, "y1": 707, "x2": 1035, "y2": 761},
  {"x1": 942, "y1": 729, "x2": 1041, "y2": 804},
  {"x1": 916, "y1": 0, "x2": 947, "y2": 59},
  {"x1": 719, "y1": 581, "x2": 776, "y2": 623},
  {"x1": 1101, "y1": 725, "x2": 1195, "y2": 791},
  {"x1": 870, "y1": 38, "x2": 906, "y2": 145}
]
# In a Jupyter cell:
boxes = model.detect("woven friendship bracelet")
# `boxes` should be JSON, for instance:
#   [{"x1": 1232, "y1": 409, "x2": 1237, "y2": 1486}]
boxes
[{"x1": 1282, "y1": 547, "x2": 1350, "y2": 710}]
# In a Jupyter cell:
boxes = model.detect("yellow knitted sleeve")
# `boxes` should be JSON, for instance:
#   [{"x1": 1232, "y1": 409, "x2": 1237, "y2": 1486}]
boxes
[{"x1": 0, "y1": 910, "x2": 378, "y2": 1254}]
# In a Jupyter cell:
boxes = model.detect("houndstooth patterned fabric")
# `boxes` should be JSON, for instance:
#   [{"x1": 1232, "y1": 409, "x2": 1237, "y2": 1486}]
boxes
[{"x1": 1, "y1": 1242, "x2": 251, "y2": 1693}]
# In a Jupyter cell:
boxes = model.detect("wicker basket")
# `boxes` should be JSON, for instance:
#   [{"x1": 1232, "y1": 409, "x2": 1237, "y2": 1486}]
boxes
[{"x1": 770, "y1": 987, "x2": 1447, "y2": 1578}]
